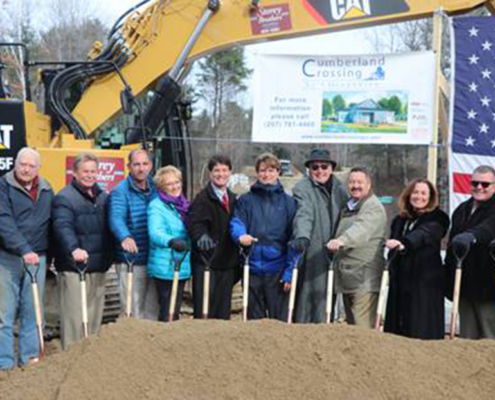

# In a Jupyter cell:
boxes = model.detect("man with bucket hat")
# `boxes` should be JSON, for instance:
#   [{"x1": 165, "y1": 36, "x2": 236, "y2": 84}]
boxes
[{"x1": 292, "y1": 148, "x2": 348, "y2": 323}]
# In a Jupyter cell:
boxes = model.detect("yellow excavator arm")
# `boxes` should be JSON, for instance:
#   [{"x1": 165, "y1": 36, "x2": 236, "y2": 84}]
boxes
[{"x1": 73, "y1": 0, "x2": 489, "y2": 136}]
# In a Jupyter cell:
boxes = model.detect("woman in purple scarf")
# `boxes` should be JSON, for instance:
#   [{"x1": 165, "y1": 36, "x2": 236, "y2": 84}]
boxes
[{"x1": 147, "y1": 166, "x2": 191, "y2": 322}]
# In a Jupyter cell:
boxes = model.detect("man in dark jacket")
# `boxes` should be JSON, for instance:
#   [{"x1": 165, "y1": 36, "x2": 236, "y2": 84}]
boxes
[
  {"x1": 292, "y1": 149, "x2": 348, "y2": 323},
  {"x1": 230, "y1": 153, "x2": 296, "y2": 321},
  {"x1": 188, "y1": 155, "x2": 239, "y2": 319},
  {"x1": 446, "y1": 165, "x2": 495, "y2": 339},
  {"x1": 110, "y1": 149, "x2": 158, "y2": 319},
  {"x1": 53, "y1": 152, "x2": 112, "y2": 349},
  {"x1": 0, "y1": 148, "x2": 53, "y2": 369}
]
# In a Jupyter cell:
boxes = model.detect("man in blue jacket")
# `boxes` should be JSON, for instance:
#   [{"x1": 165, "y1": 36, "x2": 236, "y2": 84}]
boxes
[
  {"x1": 230, "y1": 153, "x2": 296, "y2": 321},
  {"x1": 0, "y1": 148, "x2": 53, "y2": 369},
  {"x1": 110, "y1": 149, "x2": 158, "y2": 319}
]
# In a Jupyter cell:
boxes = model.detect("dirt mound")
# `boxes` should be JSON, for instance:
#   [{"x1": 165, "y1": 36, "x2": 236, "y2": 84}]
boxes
[{"x1": 2, "y1": 319, "x2": 495, "y2": 400}]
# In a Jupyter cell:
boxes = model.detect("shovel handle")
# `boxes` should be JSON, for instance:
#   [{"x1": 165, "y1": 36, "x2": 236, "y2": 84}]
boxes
[
  {"x1": 31, "y1": 281, "x2": 45, "y2": 358},
  {"x1": 81, "y1": 279, "x2": 89, "y2": 338},
  {"x1": 287, "y1": 268, "x2": 298, "y2": 324},
  {"x1": 202, "y1": 268, "x2": 211, "y2": 319},
  {"x1": 169, "y1": 269, "x2": 180, "y2": 322},
  {"x1": 450, "y1": 267, "x2": 462, "y2": 339},
  {"x1": 374, "y1": 269, "x2": 390, "y2": 331},
  {"x1": 242, "y1": 262, "x2": 250, "y2": 322},
  {"x1": 125, "y1": 270, "x2": 133, "y2": 318},
  {"x1": 325, "y1": 269, "x2": 334, "y2": 324}
]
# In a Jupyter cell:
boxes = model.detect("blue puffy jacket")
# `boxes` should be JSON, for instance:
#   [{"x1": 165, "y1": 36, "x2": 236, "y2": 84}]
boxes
[
  {"x1": 230, "y1": 180, "x2": 297, "y2": 282},
  {"x1": 147, "y1": 198, "x2": 191, "y2": 281},
  {"x1": 110, "y1": 176, "x2": 156, "y2": 265}
]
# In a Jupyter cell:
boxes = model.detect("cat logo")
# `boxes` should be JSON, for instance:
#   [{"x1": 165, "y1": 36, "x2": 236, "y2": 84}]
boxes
[
  {"x1": 303, "y1": 0, "x2": 410, "y2": 25},
  {"x1": 331, "y1": 0, "x2": 371, "y2": 21},
  {"x1": 0, "y1": 124, "x2": 12, "y2": 150}
]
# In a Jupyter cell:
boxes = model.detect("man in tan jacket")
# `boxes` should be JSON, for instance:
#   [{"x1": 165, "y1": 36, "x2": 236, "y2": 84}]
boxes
[{"x1": 327, "y1": 166, "x2": 387, "y2": 328}]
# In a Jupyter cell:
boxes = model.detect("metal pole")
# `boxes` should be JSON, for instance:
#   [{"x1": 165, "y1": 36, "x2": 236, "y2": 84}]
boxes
[
  {"x1": 427, "y1": 9, "x2": 444, "y2": 184},
  {"x1": 168, "y1": 0, "x2": 220, "y2": 80}
]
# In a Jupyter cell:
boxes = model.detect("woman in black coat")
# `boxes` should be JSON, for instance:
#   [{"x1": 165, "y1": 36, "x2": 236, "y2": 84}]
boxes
[{"x1": 384, "y1": 178, "x2": 449, "y2": 340}]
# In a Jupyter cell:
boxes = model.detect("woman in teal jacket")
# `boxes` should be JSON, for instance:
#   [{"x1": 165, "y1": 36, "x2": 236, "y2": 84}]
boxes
[{"x1": 148, "y1": 166, "x2": 191, "y2": 322}]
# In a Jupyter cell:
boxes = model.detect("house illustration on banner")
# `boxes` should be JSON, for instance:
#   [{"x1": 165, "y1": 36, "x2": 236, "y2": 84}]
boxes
[{"x1": 337, "y1": 99, "x2": 395, "y2": 124}]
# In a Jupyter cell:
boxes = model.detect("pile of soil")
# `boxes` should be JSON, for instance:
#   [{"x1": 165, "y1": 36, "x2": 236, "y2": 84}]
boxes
[{"x1": 2, "y1": 318, "x2": 495, "y2": 399}]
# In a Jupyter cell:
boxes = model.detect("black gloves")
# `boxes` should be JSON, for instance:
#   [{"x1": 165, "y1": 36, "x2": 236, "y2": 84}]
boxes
[
  {"x1": 293, "y1": 237, "x2": 310, "y2": 253},
  {"x1": 197, "y1": 234, "x2": 215, "y2": 251},
  {"x1": 168, "y1": 238, "x2": 188, "y2": 252},
  {"x1": 451, "y1": 232, "x2": 476, "y2": 257}
]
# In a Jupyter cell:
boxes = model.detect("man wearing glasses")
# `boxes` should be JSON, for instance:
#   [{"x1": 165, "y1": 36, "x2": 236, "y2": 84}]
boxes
[
  {"x1": 292, "y1": 149, "x2": 348, "y2": 323},
  {"x1": 446, "y1": 165, "x2": 495, "y2": 339}
]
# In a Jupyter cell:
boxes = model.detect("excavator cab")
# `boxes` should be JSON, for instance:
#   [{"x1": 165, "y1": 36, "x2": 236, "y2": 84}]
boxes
[{"x1": 0, "y1": 50, "x2": 28, "y2": 176}]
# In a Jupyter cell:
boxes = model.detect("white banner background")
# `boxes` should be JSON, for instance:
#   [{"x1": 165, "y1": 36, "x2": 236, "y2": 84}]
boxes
[{"x1": 252, "y1": 51, "x2": 436, "y2": 144}]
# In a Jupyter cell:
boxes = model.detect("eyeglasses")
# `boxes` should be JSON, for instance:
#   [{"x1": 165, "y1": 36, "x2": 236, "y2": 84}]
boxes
[
  {"x1": 310, "y1": 163, "x2": 330, "y2": 171},
  {"x1": 471, "y1": 180, "x2": 495, "y2": 189}
]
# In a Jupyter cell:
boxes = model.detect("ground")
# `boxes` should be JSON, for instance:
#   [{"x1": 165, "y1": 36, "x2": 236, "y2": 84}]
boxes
[{"x1": 2, "y1": 318, "x2": 495, "y2": 400}]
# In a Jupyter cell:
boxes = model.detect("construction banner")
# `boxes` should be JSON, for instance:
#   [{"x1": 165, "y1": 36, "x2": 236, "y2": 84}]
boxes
[{"x1": 252, "y1": 51, "x2": 435, "y2": 144}]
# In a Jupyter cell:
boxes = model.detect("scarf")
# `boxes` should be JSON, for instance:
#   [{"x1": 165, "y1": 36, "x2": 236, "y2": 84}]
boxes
[{"x1": 158, "y1": 190, "x2": 190, "y2": 221}]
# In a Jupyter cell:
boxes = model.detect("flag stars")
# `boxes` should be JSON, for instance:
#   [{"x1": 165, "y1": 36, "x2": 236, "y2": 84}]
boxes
[
  {"x1": 469, "y1": 26, "x2": 479, "y2": 37},
  {"x1": 491, "y1": 139, "x2": 495, "y2": 148},
  {"x1": 482, "y1": 40, "x2": 493, "y2": 51},
  {"x1": 480, "y1": 123, "x2": 489, "y2": 134},
  {"x1": 469, "y1": 82, "x2": 478, "y2": 92},
  {"x1": 492, "y1": 112, "x2": 495, "y2": 121},
  {"x1": 466, "y1": 136, "x2": 476, "y2": 146},
  {"x1": 481, "y1": 96, "x2": 492, "y2": 107},
  {"x1": 469, "y1": 54, "x2": 480, "y2": 64},
  {"x1": 482, "y1": 69, "x2": 492, "y2": 79},
  {"x1": 468, "y1": 109, "x2": 477, "y2": 119}
]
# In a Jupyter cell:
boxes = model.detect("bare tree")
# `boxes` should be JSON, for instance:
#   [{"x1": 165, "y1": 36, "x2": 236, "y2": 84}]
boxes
[
  {"x1": 37, "y1": 0, "x2": 106, "y2": 61},
  {"x1": 0, "y1": 0, "x2": 39, "y2": 98}
]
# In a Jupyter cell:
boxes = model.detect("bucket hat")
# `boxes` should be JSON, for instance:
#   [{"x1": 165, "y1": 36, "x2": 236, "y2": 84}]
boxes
[{"x1": 304, "y1": 149, "x2": 337, "y2": 169}]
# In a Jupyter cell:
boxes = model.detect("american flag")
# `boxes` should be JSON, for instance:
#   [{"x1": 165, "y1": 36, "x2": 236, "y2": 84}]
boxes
[{"x1": 450, "y1": 17, "x2": 495, "y2": 210}]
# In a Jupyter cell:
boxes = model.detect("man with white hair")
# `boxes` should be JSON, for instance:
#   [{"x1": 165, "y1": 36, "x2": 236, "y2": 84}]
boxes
[{"x1": 0, "y1": 147, "x2": 54, "y2": 369}]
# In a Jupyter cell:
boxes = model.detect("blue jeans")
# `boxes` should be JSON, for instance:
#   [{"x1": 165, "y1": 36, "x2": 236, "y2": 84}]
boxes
[{"x1": 0, "y1": 252, "x2": 46, "y2": 369}]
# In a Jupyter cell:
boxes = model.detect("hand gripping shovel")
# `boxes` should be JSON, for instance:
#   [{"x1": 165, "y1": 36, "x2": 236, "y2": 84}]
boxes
[
  {"x1": 449, "y1": 244, "x2": 470, "y2": 339},
  {"x1": 23, "y1": 261, "x2": 45, "y2": 359},
  {"x1": 374, "y1": 248, "x2": 399, "y2": 331},
  {"x1": 287, "y1": 251, "x2": 304, "y2": 324},
  {"x1": 123, "y1": 252, "x2": 136, "y2": 318},
  {"x1": 325, "y1": 249, "x2": 339, "y2": 324},
  {"x1": 200, "y1": 247, "x2": 216, "y2": 320},
  {"x1": 240, "y1": 242, "x2": 257, "y2": 322},
  {"x1": 75, "y1": 261, "x2": 89, "y2": 338},
  {"x1": 169, "y1": 249, "x2": 188, "y2": 322}
]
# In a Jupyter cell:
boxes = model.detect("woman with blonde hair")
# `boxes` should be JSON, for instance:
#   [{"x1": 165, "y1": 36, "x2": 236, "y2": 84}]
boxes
[
  {"x1": 384, "y1": 178, "x2": 449, "y2": 339},
  {"x1": 147, "y1": 166, "x2": 191, "y2": 322}
]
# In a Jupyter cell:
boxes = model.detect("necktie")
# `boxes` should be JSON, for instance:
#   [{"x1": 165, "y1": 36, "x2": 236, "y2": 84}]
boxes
[{"x1": 222, "y1": 192, "x2": 229, "y2": 213}]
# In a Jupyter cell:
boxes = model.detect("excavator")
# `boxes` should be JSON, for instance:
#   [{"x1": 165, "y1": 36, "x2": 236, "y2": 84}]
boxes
[{"x1": 1, "y1": 0, "x2": 494, "y2": 194}]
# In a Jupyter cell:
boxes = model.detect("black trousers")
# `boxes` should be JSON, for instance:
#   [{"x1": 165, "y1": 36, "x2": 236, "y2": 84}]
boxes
[
  {"x1": 248, "y1": 273, "x2": 288, "y2": 321},
  {"x1": 192, "y1": 267, "x2": 235, "y2": 320},
  {"x1": 155, "y1": 278, "x2": 186, "y2": 322}
]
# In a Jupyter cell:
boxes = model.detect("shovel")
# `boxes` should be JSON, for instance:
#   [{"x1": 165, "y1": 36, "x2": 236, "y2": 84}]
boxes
[
  {"x1": 325, "y1": 249, "x2": 339, "y2": 324},
  {"x1": 168, "y1": 249, "x2": 189, "y2": 322},
  {"x1": 23, "y1": 261, "x2": 45, "y2": 359},
  {"x1": 75, "y1": 261, "x2": 89, "y2": 338},
  {"x1": 123, "y1": 252, "x2": 136, "y2": 318},
  {"x1": 287, "y1": 251, "x2": 304, "y2": 324},
  {"x1": 374, "y1": 248, "x2": 399, "y2": 331},
  {"x1": 200, "y1": 247, "x2": 216, "y2": 319},
  {"x1": 449, "y1": 244, "x2": 470, "y2": 339},
  {"x1": 240, "y1": 240, "x2": 257, "y2": 322}
]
